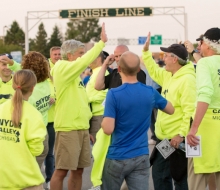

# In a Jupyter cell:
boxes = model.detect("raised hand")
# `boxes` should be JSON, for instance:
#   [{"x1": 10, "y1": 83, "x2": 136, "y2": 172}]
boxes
[
  {"x1": 103, "y1": 54, "x2": 115, "y2": 66},
  {"x1": 143, "y1": 32, "x2": 151, "y2": 52},
  {"x1": 0, "y1": 55, "x2": 14, "y2": 66},
  {"x1": 101, "y1": 23, "x2": 108, "y2": 43}
]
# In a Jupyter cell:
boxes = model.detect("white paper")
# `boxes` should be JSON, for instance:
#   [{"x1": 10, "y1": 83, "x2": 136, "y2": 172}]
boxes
[
  {"x1": 156, "y1": 139, "x2": 175, "y2": 159},
  {"x1": 185, "y1": 135, "x2": 202, "y2": 157}
]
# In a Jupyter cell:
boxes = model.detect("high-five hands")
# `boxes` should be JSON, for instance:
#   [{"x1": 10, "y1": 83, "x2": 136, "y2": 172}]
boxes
[
  {"x1": 143, "y1": 32, "x2": 151, "y2": 52},
  {"x1": 101, "y1": 23, "x2": 108, "y2": 43}
]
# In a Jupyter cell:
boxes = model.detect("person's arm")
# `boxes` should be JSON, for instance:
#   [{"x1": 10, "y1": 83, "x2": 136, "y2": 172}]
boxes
[
  {"x1": 187, "y1": 102, "x2": 208, "y2": 146},
  {"x1": 184, "y1": 40, "x2": 202, "y2": 63},
  {"x1": 0, "y1": 55, "x2": 21, "y2": 71},
  {"x1": 162, "y1": 101, "x2": 175, "y2": 115},
  {"x1": 187, "y1": 60, "x2": 212, "y2": 146},
  {"x1": 51, "y1": 23, "x2": 108, "y2": 84},
  {"x1": 88, "y1": 91, "x2": 108, "y2": 104},
  {"x1": 101, "y1": 117, "x2": 115, "y2": 135},
  {"x1": 101, "y1": 90, "x2": 116, "y2": 135},
  {"x1": 142, "y1": 32, "x2": 168, "y2": 86},
  {"x1": 26, "y1": 118, "x2": 46, "y2": 156},
  {"x1": 95, "y1": 54, "x2": 115, "y2": 90}
]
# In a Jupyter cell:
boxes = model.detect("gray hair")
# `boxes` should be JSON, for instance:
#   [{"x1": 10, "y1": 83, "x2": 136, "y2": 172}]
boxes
[
  {"x1": 171, "y1": 53, "x2": 187, "y2": 66},
  {"x1": 203, "y1": 37, "x2": 220, "y2": 54},
  {"x1": 61, "y1": 39, "x2": 85, "y2": 60}
]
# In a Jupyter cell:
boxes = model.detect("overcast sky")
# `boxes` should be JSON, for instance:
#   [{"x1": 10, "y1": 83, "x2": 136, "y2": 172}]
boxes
[{"x1": 0, "y1": 0, "x2": 219, "y2": 54}]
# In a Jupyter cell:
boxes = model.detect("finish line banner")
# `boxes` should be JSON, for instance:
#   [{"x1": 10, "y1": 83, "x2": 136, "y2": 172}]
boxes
[{"x1": 59, "y1": 7, "x2": 152, "y2": 19}]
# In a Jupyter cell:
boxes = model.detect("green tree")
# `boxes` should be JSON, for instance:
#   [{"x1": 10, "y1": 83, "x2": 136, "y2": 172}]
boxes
[
  {"x1": 34, "y1": 23, "x2": 49, "y2": 58},
  {"x1": 65, "y1": 18, "x2": 101, "y2": 43},
  {"x1": 48, "y1": 25, "x2": 63, "y2": 49},
  {"x1": 29, "y1": 38, "x2": 36, "y2": 51},
  {"x1": 4, "y1": 21, "x2": 25, "y2": 47},
  {"x1": 0, "y1": 40, "x2": 23, "y2": 55}
]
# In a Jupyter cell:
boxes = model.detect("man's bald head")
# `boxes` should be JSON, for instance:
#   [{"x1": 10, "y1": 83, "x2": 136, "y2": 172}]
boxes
[
  {"x1": 114, "y1": 45, "x2": 129, "y2": 64},
  {"x1": 118, "y1": 51, "x2": 140, "y2": 76}
]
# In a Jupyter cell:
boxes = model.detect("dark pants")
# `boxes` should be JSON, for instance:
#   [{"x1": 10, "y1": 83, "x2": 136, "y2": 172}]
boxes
[
  {"x1": 152, "y1": 149, "x2": 188, "y2": 190},
  {"x1": 150, "y1": 109, "x2": 157, "y2": 141},
  {"x1": 45, "y1": 122, "x2": 55, "y2": 183}
]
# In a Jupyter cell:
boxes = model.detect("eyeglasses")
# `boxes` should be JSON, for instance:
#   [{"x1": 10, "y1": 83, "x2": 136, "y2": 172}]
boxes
[
  {"x1": 163, "y1": 53, "x2": 175, "y2": 59},
  {"x1": 199, "y1": 40, "x2": 203, "y2": 46}
]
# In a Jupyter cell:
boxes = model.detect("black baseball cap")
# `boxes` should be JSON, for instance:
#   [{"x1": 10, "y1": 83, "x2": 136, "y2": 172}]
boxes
[
  {"x1": 196, "y1": 28, "x2": 220, "y2": 43},
  {"x1": 196, "y1": 34, "x2": 204, "y2": 41},
  {"x1": 102, "y1": 51, "x2": 109, "y2": 60},
  {"x1": 160, "y1": 44, "x2": 188, "y2": 61},
  {"x1": 0, "y1": 53, "x2": 13, "y2": 59}
]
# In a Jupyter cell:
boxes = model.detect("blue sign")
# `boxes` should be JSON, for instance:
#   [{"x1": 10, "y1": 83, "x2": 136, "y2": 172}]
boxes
[{"x1": 138, "y1": 37, "x2": 147, "y2": 45}]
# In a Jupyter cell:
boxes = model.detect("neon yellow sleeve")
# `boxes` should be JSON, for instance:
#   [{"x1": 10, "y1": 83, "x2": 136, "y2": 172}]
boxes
[
  {"x1": 196, "y1": 59, "x2": 213, "y2": 104},
  {"x1": 8, "y1": 60, "x2": 21, "y2": 71},
  {"x1": 52, "y1": 40, "x2": 105, "y2": 85},
  {"x1": 142, "y1": 50, "x2": 168, "y2": 86},
  {"x1": 26, "y1": 119, "x2": 46, "y2": 156}
]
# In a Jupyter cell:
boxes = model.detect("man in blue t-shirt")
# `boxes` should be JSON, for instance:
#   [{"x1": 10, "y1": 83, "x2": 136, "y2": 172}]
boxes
[{"x1": 101, "y1": 51, "x2": 174, "y2": 190}]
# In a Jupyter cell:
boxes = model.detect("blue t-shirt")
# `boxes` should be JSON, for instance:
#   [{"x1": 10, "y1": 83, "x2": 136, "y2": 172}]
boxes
[{"x1": 104, "y1": 82, "x2": 167, "y2": 160}]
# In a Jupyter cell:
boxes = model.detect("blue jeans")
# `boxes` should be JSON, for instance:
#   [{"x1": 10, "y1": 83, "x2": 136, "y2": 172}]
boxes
[
  {"x1": 152, "y1": 149, "x2": 188, "y2": 190},
  {"x1": 101, "y1": 155, "x2": 150, "y2": 190},
  {"x1": 45, "y1": 122, "x2": 55, "y2": 183}
]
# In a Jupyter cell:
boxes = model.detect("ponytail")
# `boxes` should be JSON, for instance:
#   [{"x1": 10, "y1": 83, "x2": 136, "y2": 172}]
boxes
[
  {"x1": 11, "y1": 70, "x2": 37, "y2": 128},
  {"x1": 12, "y1": 87, "x2": 23, "y2": 128}
]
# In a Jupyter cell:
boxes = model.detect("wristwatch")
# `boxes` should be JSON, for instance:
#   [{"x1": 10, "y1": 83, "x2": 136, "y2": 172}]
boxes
[
  {"x1": 179, "y1": 134, "x2": 184, "y2": 138},
  {"x1": 191, "y1": 49, "x2": 198, "y2": 56}
]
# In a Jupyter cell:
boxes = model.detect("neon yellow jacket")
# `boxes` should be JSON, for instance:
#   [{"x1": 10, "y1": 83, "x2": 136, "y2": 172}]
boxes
[
  {"x1": 8, "y1": 62, "x2": 51, "y2": 126},
  {"x1": 51, "y1": 40, "x2": 105, "y2": 131},
  {"x1": 48, "y1": 58, "x2": 55, "y2": 70},
  {"x1": 193, "y1": 55, "x2": 220, "y2": 173},
  {"x1": 142, "y1": 50, "x2": 196, "y2": 139},
  {"x1": 196, "y1": 55, "x2": 220, "y2": 107},
  {"x1": 47, "y1": 78, "x2": 55, "y2": 123},
  {"x1": 0, "y1": 77, "x2": 14, "y2": 104},
  {"x1": 91, "y1": 129, "x2": 111, "y2": 187},
  {"x1": 0, "y1": 100, "x2": 46, "y2": 189},
  {"x1": 86, "y1": 66, "x2": 108, "y2": 116}
]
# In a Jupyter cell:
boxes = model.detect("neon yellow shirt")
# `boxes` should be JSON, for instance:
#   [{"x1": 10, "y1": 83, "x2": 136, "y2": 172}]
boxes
[
  {"x1": 47, "y1": 78, "x2": 55, "y2": 123},
  {"x1": 193, "y1": 55, "x2": 220, "y2": 173},
  {"x1": 142, "y1": 50, "x2": 196, "y2": 139},
  {"x1": 51, "y1": 40, "x2": 105, "y2": 131},
  {"x1": 0, "y1": 77, "x2": 14, "y2": 104},
  {"x1": 48, "y1": 58, "x2": 55, "y2": 70},
  {"x1": 0, "y1": 100, "x2": 46, "y2": 189},
  {"x1": 86, "y1": 66, "x2": 108, "y2": 116},
  {"x1": 8, "y1": 62, "x2": 51, "y2": 126}
]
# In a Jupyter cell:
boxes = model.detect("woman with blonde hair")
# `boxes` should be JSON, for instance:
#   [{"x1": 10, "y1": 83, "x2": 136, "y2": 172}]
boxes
[
  {"x1": 0, "y1": 70, "x2": 46, "y2": 189},
  {"x1": 0, "y1": 51, "x2": 51, "y2": 168}
]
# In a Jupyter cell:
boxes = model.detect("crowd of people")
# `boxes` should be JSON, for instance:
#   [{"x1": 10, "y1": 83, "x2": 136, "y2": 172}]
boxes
[{"x1": 0, "y1": 23, "x2": 220, "y2": 190}]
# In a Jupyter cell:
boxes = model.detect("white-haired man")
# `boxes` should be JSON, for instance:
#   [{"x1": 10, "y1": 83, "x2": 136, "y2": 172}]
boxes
[
  {"x1": 50, "y1": 23, "x2": 108, "y2": 190},
  {"x1": 142, "y1": 32, "x2": 196, "y2": 190},
  {"x1": 186, "y1": 27, "x2": 220, "y2": 190}
]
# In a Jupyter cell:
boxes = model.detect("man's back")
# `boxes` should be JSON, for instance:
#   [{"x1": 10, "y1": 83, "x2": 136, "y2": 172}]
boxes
[{"x1": 104, "y1": 82, "x2": 167, "y2": 160}]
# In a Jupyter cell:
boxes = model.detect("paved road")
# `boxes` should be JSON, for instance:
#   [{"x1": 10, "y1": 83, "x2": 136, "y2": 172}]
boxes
[{"x1": 42, "y1": 132, "x2": 155, "y2": 190}]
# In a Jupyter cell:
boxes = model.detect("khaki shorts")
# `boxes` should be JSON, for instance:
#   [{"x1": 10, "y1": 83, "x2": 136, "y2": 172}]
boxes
[
  {"x1": 89, "y1": 115, "x2": 103, "y2": 142},
  {"x1": 23, "y1": 184, "x2": 43, "y2": 190},
  {"x1": 55, "y1": 130, "x2": 91, "y2": 170}
]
